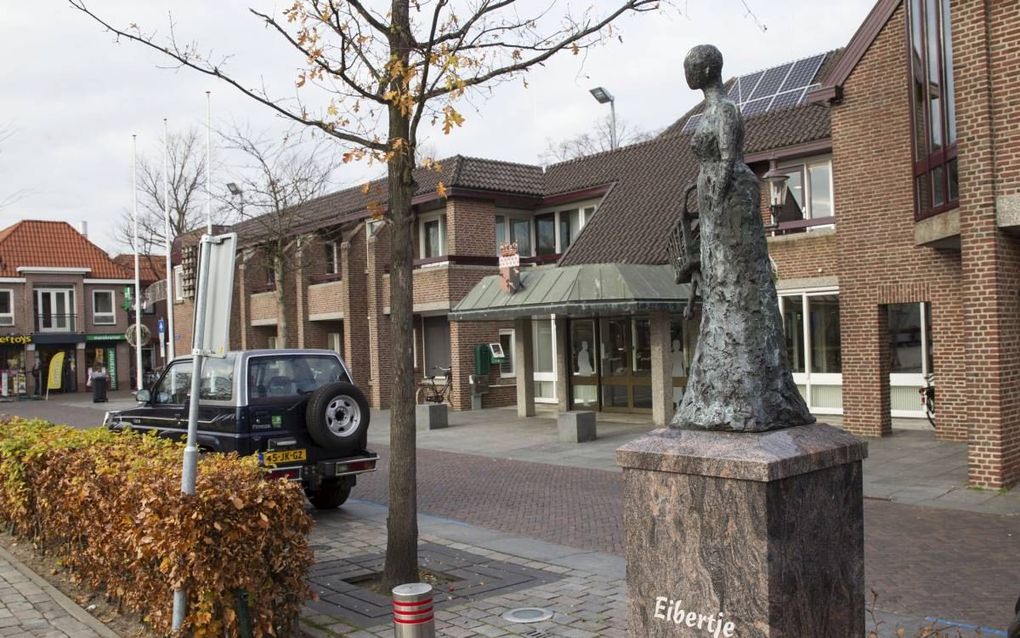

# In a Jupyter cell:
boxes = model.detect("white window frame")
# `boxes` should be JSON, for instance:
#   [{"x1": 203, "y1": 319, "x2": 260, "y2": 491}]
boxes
[
  {"x1": 418, "y1": 212, "x2": 447, "y2": 259},
  {"x1": 324, "y1": 241, "x2": 339, "y2": 274},
  {"x1": 92, "y1": 289, "x2": 116, "y2": 325},
  {"x1": 35, "y1": 288, "x2": 75, "y2": 333},
  {"x1": 779, "y1": 288, "x2": 842, "y2": 415},
  {"x1": 173, "y1": 266, "x2": 184, "y2": 302},
  {"x1": 777, "y1": 154, "x2": 834, "y2": 226},
  {"x1": 532, "y1": 317, "x2": 558, "y2": 403},
  {"x1": 889, "y1": 301, "x2": 931, "y2": 419},
  {"x1": 498, "y1": 328, "x2": 516, "y2": 378},
  {"x1": 0, "y1": 289, "x2": 13, "y2": 326}
]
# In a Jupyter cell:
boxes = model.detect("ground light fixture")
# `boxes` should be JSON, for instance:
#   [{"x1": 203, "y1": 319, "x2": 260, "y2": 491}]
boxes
[{"x1": 589, "y1": 86, "x2": 617, "y2": 150}]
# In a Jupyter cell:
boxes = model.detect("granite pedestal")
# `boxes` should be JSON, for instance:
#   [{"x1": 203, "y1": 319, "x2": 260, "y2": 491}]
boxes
[
  {"x1": 617, "y1": 423, "x2": 867, "y2": 638},
  {"x1": 416, "y1": 404, "x2": 448, "y2": 431}
]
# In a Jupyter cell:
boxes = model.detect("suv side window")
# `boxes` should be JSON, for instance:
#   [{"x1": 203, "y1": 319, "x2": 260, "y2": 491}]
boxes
[
  {"x1": 154, "y1": 361, "x2": 191, "y2": 405},
  {"x1": 248, "y1": 355, "x2": 348, "y2": 401},
  {"x1": 152, "y1": 355, "x2": 235, "y2": 404}
]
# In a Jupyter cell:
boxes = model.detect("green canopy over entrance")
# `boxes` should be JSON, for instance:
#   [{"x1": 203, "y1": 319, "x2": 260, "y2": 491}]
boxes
[{"x1": 449, "y1": 263, "x2": 691, "y2": 321}]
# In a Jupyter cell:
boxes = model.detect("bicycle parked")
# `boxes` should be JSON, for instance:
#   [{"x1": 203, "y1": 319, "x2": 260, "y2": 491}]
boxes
[
  {"x1": 416, "y1": 366, "x2": 452, "y2": 405},
  {"x1": 918, "y1": 372, "x2": 935, "y2": 428}
]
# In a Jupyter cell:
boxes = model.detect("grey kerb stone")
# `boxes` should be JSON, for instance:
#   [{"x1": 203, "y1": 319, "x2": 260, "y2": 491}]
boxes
[
  {"x1": 558, "y1": 411, "x2": 597, "y2": 443},
  {"x1": 416, "y1": 403, "x2": 448, "y2": 431}
]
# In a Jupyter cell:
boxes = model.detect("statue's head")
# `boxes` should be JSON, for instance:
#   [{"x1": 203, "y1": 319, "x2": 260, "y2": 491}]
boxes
[{"x1": 684, "y1": 44, "x2": 724, "y2": 90}]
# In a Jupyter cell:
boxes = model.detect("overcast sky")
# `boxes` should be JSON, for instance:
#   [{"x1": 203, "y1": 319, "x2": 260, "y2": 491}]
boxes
[{"x1": 0, "y1": 1, "x2": 874, "y2": 254}]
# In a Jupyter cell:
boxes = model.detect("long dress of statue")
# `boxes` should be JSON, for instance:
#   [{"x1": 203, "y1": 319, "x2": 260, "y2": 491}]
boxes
[{"x1": 671, "y1": 45, "x2": 814, "y2": 432}]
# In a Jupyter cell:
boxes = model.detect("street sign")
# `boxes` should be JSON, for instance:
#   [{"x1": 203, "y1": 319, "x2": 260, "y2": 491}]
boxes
[{"x1": 192, "y1": 233, "x2": 237, "y2": 358}]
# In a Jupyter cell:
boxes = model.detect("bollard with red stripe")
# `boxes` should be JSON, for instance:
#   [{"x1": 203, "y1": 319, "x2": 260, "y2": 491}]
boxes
[{"x1": 392, "y1": 583, "x2": 435, "y2": 638}]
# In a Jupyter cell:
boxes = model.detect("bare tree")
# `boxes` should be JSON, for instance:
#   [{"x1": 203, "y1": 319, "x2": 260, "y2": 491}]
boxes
[
  {"x1": 70, "y1": 0, "x2": 664, "y2": 587},
  {"x1": 540, "y1": 115, "x2": 658, "y2": 164},
  {"x1": 220, "y1": 125, "x2": 337, "y2": 349},
  {"x1": 117, "y1": 127, "x2": 235, "y2": 267}
]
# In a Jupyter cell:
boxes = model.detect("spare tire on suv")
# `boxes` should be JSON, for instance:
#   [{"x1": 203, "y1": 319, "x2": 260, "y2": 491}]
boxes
[{"x1": 305, "y1": 382, "x2": 370, "y2": 455}]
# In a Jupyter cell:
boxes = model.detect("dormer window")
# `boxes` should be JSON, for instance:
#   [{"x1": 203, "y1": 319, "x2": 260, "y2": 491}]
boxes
[{"x1": 909, "y1": 0, "x2": 957, "y2": 219}]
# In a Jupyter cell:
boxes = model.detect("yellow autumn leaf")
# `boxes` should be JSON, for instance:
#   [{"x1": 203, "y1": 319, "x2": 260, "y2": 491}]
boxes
[{"x1": 437, "y1": 182, "x2": 448, "y2": 199}]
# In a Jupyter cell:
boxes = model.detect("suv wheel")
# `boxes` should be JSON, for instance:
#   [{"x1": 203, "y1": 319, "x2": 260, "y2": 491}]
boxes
[
  {"x1": 305, "y1": 382, "x2": 370, "y2": 453},
  {"x1": 311, "y1": 477, "x2": 352, "y2": 509}
]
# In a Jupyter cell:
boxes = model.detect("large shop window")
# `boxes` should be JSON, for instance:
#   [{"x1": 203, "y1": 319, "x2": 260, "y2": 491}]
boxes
[
  {"x1": 532, "y1": 319, "x2": 556, "y2": 401},
  {"x1": 0, "y1": 290, "x2": 13, "y2": 326},
  {"x1": 781, "y1": 292, "x2": 843, "y2": 413},
  {"x1": 909, "y1": 0, "x2": 958, "y2": 218}
]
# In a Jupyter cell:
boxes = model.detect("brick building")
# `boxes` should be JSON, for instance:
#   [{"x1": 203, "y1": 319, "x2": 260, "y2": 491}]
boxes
[
  {"x1": 0, "y1": 221, "x2": 150, "y2": 395},
  {"x1": 169, "y1": 0, "x2": 1020, "y2": 488},
  {"x1": 803, "y1": 0, "x2": 1020, "y2": 488}
]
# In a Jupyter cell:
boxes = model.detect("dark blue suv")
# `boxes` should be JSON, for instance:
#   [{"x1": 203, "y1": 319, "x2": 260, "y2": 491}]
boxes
[{"x1": 104, "y1": 349, "x2": 377, "y2": 509}]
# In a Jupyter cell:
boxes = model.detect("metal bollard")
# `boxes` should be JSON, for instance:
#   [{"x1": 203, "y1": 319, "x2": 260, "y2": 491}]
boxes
[{"x1": 392, "y1": 583, "x2": 435, "y2": 638}]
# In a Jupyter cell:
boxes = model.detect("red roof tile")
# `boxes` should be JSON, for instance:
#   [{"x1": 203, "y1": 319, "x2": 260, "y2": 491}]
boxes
[
  {"x1": 0, "y1": 220, "x2": 133, "y2": 278},
  {"x1": 112, "y1": 254, "x2": 165, "y2": 285}
]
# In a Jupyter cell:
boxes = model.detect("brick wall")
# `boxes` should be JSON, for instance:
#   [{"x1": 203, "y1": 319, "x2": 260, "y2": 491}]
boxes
[
  {"x1": 954, "y1": 0, "x2": 1020, "y2": 487},
  {"x1": 447, "y1": 198, "x2": 497, "y2": 256},
  {"x1": 767, "y1": 230, "x2": 839, "y2": 281},
  {"x1": 307, "y1": 281, "x2": 345, "y2": 317},
  {"x1": 832, "y1": 3, "x2": 966, "y2": 446}
]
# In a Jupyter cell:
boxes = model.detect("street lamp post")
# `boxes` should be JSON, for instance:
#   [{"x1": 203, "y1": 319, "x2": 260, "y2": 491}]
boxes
[{"x1": 589, "y1": 86, "x2": 617, "y2": 150}]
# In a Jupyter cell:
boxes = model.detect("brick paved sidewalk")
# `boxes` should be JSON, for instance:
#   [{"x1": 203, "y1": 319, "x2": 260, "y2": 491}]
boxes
[
  {"x1": 303, "y1": 501, "x2": 1001, "y2": 637},
  {"x1": 0, "y1": 547, "x2": 116, "y2": 638}
]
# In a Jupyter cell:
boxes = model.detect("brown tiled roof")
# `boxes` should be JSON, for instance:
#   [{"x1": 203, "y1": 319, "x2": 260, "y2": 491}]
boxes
[
  {"x1": 0, "y1": 220, "x2": 133, "y2": 278},
  {"x1": 113, "y1": 254, "x2": 165, "y2": 285},
  {"x1": 232, "y1": 155, "x2": 543, "y2": 245},
  {"x1": 556, "y1": 101, "x2": 831, "y2": 266}
]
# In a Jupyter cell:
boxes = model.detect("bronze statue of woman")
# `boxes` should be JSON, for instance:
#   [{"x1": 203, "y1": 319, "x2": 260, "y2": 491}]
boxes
[{"x1": 671, "y1": 44, "x2": 814, "y2": 432}]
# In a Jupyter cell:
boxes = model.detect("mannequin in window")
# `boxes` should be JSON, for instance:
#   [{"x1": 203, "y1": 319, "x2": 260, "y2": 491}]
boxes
[{"x1": 576, "y1": 341, "x2": 594, "y2": 376}]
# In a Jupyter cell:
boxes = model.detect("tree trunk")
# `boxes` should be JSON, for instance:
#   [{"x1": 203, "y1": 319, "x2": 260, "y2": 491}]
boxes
[
  {"x1": 382, "y1": 0, "x2": 419, "y2": 590},
  {"x1": 274, "y1": 252, "x2": 288, "y2": 348}
]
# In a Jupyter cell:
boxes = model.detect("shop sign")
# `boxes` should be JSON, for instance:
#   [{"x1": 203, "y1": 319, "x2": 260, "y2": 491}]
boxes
[
  {"x1": 86, "y1": 334, "x2": 125, "y2": 342},
  {"x1": 0, "y1": 335, "x2": 32, "y2": 346}
]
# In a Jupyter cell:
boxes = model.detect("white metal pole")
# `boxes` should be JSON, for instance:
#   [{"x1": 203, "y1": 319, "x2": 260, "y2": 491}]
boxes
[
  {"x1": 170, "y1": 234, "x2": 212, "y2": 632},
  {"x1": 205, "y1": 91, "x2": 212, "y2": 234},
  {"x1": 164, "y1": 118, "x2": 175, "y2": 360},
  {"x1": 610, "y1": 99, "x2": 617, "y2": 150},
  {"x1": 132, "y1": 135, "x2": 143, "y2": 392}
]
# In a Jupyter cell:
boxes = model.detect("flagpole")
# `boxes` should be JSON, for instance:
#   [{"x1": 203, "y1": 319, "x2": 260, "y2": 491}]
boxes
[
  {"x1": 132, "y1": 135, "x2": 143, "y2": 392},
  {"x1": 205, "y1": 91, "x2": 212, "y2": 234},
  {"x1": 164, "y1": 119, "x2": 175, "y2": 360}
]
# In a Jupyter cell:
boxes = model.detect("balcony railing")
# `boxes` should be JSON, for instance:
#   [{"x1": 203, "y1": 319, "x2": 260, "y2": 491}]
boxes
[{"x1": 35, "y1": 314, "x2": 77, "y2": 333}]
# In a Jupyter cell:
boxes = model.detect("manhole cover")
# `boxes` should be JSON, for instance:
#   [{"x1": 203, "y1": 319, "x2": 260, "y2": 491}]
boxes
[{"x1": 502, "y1": 607, "x2": 554, "y2": 623}]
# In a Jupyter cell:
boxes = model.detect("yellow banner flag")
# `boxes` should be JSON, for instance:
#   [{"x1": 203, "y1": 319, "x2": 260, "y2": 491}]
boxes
[{"x1": 47, "y1": 352, "x2": 65, "y2": 391}]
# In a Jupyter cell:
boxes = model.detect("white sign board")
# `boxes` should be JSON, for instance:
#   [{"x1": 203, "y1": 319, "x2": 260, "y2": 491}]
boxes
[{"x1": 193, "y1": 233, "x2": 237, "y2": 358}]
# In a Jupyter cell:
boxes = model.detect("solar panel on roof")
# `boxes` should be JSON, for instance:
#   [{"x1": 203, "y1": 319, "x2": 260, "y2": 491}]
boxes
[
  {"x1": 780, "y1": 54, "x2": 825, "y2": 92},
  {"x1": 719, "y1": 52, "x2": 828, "y2": 120},
  {"x1": 740, "y1": 98, "x2": 772, "y2": 117},
  {"x1": 727, "y1": 71, "x2": 763, "y2": 103},
  {"x1": 681, "y1": 113, "x2": 702, "y2": 133},
  {"x1": 769, "y1": 90, "x2": 802, "y2": 110},
  {"x1": 750, "y1": 64, "x2": 793, "y2": 101}
]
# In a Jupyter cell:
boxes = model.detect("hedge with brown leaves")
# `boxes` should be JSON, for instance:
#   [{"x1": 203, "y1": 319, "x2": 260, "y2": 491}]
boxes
[{"x1": 0, "y1": 417, "x2": 313, "y2": 637}]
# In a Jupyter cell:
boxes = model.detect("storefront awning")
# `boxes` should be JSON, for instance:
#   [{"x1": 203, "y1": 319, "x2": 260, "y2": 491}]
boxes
[{"x1": 449, "y1": 263, "x2": 691, "y2": 321}]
